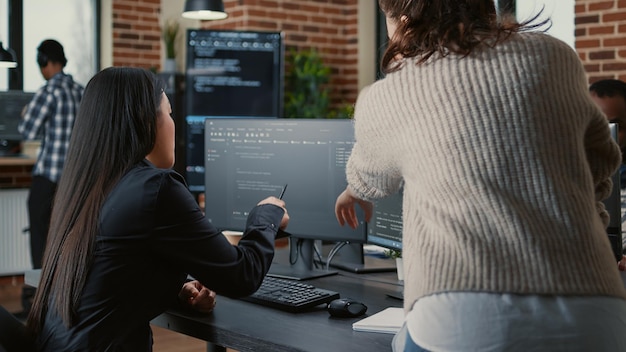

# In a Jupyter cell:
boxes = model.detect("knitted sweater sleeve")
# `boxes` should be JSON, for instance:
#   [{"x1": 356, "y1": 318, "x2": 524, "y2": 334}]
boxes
[
  {"x1": 585, "y1": 109, "x2": 622, "y2": 227},
  {"x1": 345, "y1": 85, "x2": 404, "y2": 201}
]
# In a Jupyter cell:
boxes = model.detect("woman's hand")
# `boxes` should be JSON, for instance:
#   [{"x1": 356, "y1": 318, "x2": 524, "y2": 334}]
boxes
[
  {"x1": 335, "y1": 188, "x2": 373, "y2": 229},
  {"x1": 178, "y1": 280, "x2": 217, "y2": 313},
  {"x1": 619, "y1": 255, "x2": 626, "y2": 271},
  {"x1": 258, "y1": 196, "x2": 289, "y2": 229}
]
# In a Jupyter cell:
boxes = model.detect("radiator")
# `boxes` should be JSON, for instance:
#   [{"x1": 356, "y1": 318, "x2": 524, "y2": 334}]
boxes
[{"x1": 0, "y1": 189, "x2": 31, "y2": 275}]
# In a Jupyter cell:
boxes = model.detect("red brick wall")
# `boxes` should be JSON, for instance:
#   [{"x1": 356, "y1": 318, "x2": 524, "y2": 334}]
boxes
[
  {"x1": 0, "y1": 163, "x2": 33, "y2": 189},
  {"x1": 110, "y1": 1, "x2": 626, "y2": 99},
  {"x1": 575, "y1": 0, "x2": 626, "y2": 83},
  {"x1": 111, "y1": 0, "x2": 359, "y2": 107},
  {"x1": 111, "y1": 0, "x2": 162, "y2": 70}
]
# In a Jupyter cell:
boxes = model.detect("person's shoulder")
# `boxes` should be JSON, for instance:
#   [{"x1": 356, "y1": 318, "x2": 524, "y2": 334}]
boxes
[
  {"x1": 497, "y1": 31, "x2": 581, "y2": 70},
  {"x1": 110, "y1": 161, "x2": 188, "y2": 202},
  {"x1": 133, "y1": 160, "x2": 187, "y2": 187},
  {"x1": 49, "y1": 72, "x2": 82, "y2": 87},
  {"x1": 357, "y1": 75, "x2": 390, "y2": 101},
  {"x1": 61, "y1": 73, "x2": 84, "y2": 89},
  {"x1": 357, "y1": 83, "x2": 374, "y2": 99},
  {"x1": 508, "y1": 31, "x2": 576, "y2": 55},
  {"x1": 43, "y1": 73, "x2": 67, "y2": 91},
  {"x1": 130, "y1": 159, "x2": 180, "y2": 177},
  {"x1": 356, "y1": 66, "x2": 408, "y2": 108},
  {"x1": 354, "y1": 82, "x2": 378, "y2": 112}
]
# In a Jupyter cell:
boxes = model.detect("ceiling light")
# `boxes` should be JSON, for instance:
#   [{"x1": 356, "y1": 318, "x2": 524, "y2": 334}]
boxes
[
  {"x1": 182, "y1": 0, "x2": 228, "y2": 21},
  {"x1": 0, "y1": 42, "x2": 17, "y2": 68}
]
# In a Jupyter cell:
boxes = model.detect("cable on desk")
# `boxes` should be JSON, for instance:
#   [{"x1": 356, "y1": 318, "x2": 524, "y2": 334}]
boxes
[
  {"x1": 325, "y1": 241, "x2": 349, "y2": 271},
  {"x1": 287, "y1": 238, "x2": 326, "y2": 269},
  {"x1": 313, "y1": 242, "x2": 325, "y2": 269},
  {"x1": 289, "y1": 238, "x2": 300, "y2": 265}
]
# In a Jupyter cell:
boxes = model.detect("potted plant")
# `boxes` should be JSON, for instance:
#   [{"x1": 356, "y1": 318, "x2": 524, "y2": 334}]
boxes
[
  {"x1": 283, "y1": 48, "x2": 356, "y2": 119},
  {"x1": 283, "y1": 48, "x2": 331, "y2": 118},
  {"x1": 384, "y1": 249, "x2": 403, "y2": 281},
  {"x1": 161, "y1": 18, "x2": 179, "y2": 72}
]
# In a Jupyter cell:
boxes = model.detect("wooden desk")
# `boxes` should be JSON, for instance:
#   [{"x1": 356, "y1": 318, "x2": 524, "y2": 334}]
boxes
[
  {"x1": 151, "y1": 271, "x2": 403, "y2": 352},
  {"x1": 0, "y1": 156, "x2": 36, "y2": 166}
]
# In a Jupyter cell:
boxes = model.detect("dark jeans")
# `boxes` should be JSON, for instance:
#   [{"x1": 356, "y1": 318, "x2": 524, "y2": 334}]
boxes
[
  {"x1": 404, "y1": 335, "x2": 429, "y2": 352},
  {"x1": 22, "y1": 176, "x2": 56, "y2": 313},
  {"x1": 393, "y1": 325, "x2": 430, "y2": 352},
  {"x1": 27, "y1": 175, "x2": 56, "y2": 269}
]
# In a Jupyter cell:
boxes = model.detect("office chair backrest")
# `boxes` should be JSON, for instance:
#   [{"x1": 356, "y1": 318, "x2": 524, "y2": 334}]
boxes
[{"x1": 0, "y1": 306, "x2": 35, "y2": 352}]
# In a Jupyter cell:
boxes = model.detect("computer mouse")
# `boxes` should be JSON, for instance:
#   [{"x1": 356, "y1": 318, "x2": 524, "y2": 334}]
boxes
[{"x1": 327, "y1": 298, "x2": 367, "y2": 318}]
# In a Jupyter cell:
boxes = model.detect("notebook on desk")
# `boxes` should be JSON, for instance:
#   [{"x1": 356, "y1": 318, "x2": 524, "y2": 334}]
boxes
[{"x1": 352, "y1": 307, "x2": 404, "y2": 334}]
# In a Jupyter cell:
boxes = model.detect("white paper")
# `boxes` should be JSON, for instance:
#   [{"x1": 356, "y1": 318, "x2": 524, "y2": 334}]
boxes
[{"x1": 352, "y1": 307, "x2": 404, "y2": 334}]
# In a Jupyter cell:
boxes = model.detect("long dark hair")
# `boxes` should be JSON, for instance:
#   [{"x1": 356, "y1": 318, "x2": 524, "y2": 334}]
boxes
[
  {"x1": 27, "y1": 67, "x2": 166, "y2": 331},
  {"x1": 378, "y1": 0, "x2": 549, "y2": 72}
]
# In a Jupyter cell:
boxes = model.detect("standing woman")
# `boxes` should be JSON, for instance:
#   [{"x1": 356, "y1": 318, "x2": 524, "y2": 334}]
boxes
[
  {"x1": 336, "y1": 1, "x2": 626, "y2": 351},
  {"x1": 27, "y1": 67, "x2": 289, "y2": 351}
]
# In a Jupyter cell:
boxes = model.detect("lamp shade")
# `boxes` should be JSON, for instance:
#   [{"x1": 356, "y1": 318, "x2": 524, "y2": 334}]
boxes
[
  {"x1": 182, "y1": 0, "x2": 228, "y2": 20},
  {"x1": 0, "y1": 42, "x2": 17, "y2": 68}
]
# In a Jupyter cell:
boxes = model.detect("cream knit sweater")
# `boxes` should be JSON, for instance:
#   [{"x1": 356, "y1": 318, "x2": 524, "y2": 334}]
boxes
[{"x1": 346, "y1": 32, "x2": 626, "y2": 311}]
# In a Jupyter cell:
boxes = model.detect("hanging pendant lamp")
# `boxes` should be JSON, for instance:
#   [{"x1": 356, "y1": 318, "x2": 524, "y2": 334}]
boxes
[
  {"x1": 182, "y1": 0, "x2": 228, "y2": 20},
  {"x1": 0, "y1": 42, "x2": 17, "y2": 68}
]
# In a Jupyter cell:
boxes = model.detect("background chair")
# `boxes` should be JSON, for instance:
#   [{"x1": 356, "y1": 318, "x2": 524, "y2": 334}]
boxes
[{"x1": 0, "y1": 305, "x2": 35, "y2": 352}]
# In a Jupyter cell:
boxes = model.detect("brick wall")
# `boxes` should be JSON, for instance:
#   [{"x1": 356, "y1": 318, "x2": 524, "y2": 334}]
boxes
[
  {"x1": 0, "y1": 164, "x2": 33, "y2": 189},
  {"x1": 111, "y1": 0, "x2": 359, "y2": 107},
  {"x1": 575, "y1": 0, "x2": 626, "y2": 83},
  {"x1": 111, "y1": 0, "x2": 162, "y2": 70},
  {"x1": 113, "y1": 1, "x2": 626, "y2": 102}
]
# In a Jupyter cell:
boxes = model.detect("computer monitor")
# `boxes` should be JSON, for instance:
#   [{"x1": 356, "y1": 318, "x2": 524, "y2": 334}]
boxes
[
  {"x1": 0, "y1": 91, "x2": 35, "y2": 156},
  {"x1": 367, "y1": 190, "x2": 405, "y2": 299},
  {"x1": 368, "y1": 190, "x2": 403, "y2": 252},
  {"x1": 204, "y1": 118, "x2": 367, "y2": 280},
  {"x1": 185, "y1": 29, "x2": 284, "y2": 192},
  {"x1": 605, "y1": 122, "x2": 622, "y2": 261}
]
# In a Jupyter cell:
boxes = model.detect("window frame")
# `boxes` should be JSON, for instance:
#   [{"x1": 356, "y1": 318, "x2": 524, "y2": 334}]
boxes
[{"x1": 5, "y1": 0, "x2": 101, "y2": 91}]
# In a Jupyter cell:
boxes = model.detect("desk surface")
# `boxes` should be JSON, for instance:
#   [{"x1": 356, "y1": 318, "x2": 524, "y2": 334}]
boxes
[
  {"x1": 151, "y1": 270, "x2": 403, "y2": 352},
  {"x1": 0, "y1": 156, "x2": 36, "y2": 166},
  {"x1": 25, "y1": 258, "x2": 403, "y2": 352}
]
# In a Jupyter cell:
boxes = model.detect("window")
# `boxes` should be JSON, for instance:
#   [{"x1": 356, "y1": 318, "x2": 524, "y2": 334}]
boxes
[
  {"x1": 1, "y1": 0, "x2": 99, "y2": 92},
  {"x1": 516, "y1": 0, "x2": 574, "y2": 48}
]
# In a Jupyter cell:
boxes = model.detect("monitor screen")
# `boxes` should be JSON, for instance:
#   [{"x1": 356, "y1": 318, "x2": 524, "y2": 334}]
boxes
[
  {"x1": 204, "y1": 118, "x2": 365, "y2": 243},
  {"x1": 369, "y1": 190, "x2": 405, "y2": 298},
  {"x1": 204, "y1": 118, "x2": 368, "y2": 279},
  {"x1": 367, "y1": 190, "x2": 403, "y2": 251},
  {"x1": 185, "y1": 30, "x2": 283, "y2": 192},
  {"x1": 185, "y1": 29, "x2": 283, "y2": 118},
  {"x1": 0, "y1": 91, "x2": 35, "y2": 141}
]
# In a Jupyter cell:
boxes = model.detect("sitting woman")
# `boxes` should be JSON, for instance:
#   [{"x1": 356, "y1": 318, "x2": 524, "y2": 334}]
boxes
[{"x1": 26, "y1": 67, "x2": 289, "y2": 351}]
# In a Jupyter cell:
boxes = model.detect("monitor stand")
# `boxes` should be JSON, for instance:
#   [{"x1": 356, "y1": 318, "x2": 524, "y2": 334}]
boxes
[
  {"x1": 324, "y1": 243, "x2": 397, "y2": 274},
  {"x1": 267, "y1": 238, "x2": 337, "y2": 281}
]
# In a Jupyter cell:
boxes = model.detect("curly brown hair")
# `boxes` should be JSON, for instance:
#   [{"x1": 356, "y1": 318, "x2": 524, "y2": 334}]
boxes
[{"x1": 378, "y1": 0, "x2": 548, "y2": 73}]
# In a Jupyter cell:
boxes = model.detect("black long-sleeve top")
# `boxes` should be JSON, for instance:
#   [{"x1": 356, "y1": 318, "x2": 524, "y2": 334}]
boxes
[{"x1": 36, "y1": 160, "x2": 284, "y2": 351}]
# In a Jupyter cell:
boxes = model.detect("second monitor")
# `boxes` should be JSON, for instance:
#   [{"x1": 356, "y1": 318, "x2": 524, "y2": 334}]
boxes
[{"x1": 204, "y1": 118, "x2": 367, "y2": 279}]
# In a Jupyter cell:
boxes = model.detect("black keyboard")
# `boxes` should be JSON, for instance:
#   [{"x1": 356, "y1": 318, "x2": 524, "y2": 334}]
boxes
[{"x1": 241, "y1": 276, "x2": 340, "y2": 313}]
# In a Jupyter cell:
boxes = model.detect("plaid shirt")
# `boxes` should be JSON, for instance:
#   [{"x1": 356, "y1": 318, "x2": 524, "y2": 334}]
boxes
[{"x1": 19, "y1": 72, "x2": 83, "y2": 182}]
